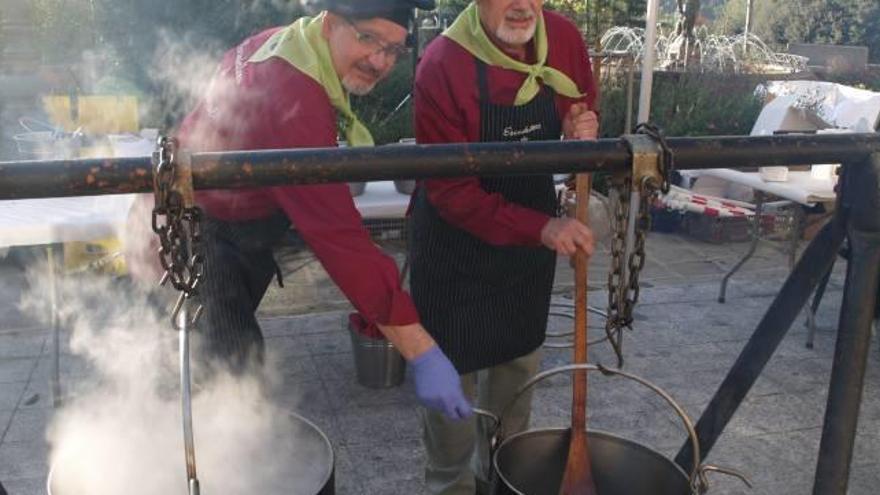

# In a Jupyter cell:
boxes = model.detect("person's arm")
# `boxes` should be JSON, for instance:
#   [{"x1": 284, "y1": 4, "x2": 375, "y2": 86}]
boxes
[
  {"x1": 272, "y1": 184, "x2": 471, "y2": 419},
  {"x1": 555, "y1": 18, "x2": 599, "y2": 139},
  {"x1": 262, "y1": 64, "x2": 470, "y2": 419}
]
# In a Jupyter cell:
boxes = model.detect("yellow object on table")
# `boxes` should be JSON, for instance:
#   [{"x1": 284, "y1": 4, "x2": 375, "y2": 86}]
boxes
[
  {"x1": 63, "y1": 237, "x2": 127, "y2": 276},
  {"x1": 42, "y1": 95, "x2": 139, "y2": 134},
  {"x1": 44, "y1": 94, "x2": 140, "y2": 276}
]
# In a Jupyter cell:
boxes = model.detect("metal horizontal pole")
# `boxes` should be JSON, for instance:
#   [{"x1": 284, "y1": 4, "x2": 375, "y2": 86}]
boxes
[{"x1": 1, "y1": 133, "x2": 878, "y2": 200}]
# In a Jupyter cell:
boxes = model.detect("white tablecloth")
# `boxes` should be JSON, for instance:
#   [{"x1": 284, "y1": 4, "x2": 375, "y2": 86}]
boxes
[
  {"x1": 0, "y1": 181, "x2": 411, "y2": 249},
  {"x1": 0, "y1": 195, "x2": 136, "y2": 248},
  {"x1": 683, "y1": 169, "x2": 837, "y2": 206}
]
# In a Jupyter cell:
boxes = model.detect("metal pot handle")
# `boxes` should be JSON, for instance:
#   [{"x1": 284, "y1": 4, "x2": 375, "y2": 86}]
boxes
[
  {"x1": 696, "y1": 465, "x2": 753, "y2": 494},
  {"x1": 177, "y1": 304, "x2": 201, "y2": 495},
  {"x1": 473, "y1": 408, "x2": 502, "y2": 455},
  {"x1": 494, "y1": 364, "x2": 704, "y2": 489}
]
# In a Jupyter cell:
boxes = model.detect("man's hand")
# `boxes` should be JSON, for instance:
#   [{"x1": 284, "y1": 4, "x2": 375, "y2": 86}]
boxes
[
  {"x1": 376, "y1": 323, "x2": 472, "y2": 420},
  {"x1": 410, "y1": 345, "x2": 473, "y2": 420},
  {"x1": 562, "y1": 103, "x2": 598, "y2": 141},
  {"x1": 540, "y1": 217, "x2": 595, "y2": 257}
]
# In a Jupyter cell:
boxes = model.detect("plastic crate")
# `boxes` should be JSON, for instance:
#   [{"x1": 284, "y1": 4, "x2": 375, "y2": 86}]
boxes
[{"x1": 682, "y1": 212, "x2": 777, "y2": 244}]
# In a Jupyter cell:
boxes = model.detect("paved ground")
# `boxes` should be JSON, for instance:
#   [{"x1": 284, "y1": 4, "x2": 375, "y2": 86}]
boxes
[{"x1": 0, "y1": 226, "x2": 878, "y2": 495}]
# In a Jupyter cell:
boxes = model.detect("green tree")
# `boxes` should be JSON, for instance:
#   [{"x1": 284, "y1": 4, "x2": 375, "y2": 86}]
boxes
[
  {"x1": 712, "y1": 0, "x2": 747, "y2": 35},
  {"x1": 752, "y1": 0, "x2": 880, "y2": 62},
  {"x1": 32, "y1": 0, "x2": 97, "y2": 64}
]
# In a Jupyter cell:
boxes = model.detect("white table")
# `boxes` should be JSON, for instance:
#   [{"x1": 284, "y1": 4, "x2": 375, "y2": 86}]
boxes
[
  {"x1": 0, "y1": 181, "x2": 411, "y2": 406},
  {"x1": 352, "y1": 181, "x2": 411, "y2": 219},
  {"x1": 0, "y1": 194, "x2": 137, "y2": 406},
  {"x1": 685, "y1": 169, "x2": 837, "y2": 206}
]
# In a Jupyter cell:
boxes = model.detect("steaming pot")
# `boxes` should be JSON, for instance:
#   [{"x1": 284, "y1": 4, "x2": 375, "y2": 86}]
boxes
[
  {"x1": 476, "y1": 365, "x2": 751, "y2": 495},
  {"x1": 46, "y1": 412, "x2": 335, "y2": 495}
]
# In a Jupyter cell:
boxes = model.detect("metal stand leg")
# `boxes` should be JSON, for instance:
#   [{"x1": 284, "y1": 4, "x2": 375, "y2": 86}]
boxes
[
  {"x1": 813, "y1": 154, "x2": 880, "y2": 495},
  {"x1": 789, "y1": 205, "x2": 804, "y2": 271},
  {"x1": 676, "y1": 197, "x2": 847, "y2": 472},
  {"x1": 806, "y1": 264, "x2": 834, "y2": 349},
  {"x1": 719, "y1": 191, "x2": 765, "y2": 303},
  {"x1": 47, "y1": 246, "x2": 62, "y2": 408}
]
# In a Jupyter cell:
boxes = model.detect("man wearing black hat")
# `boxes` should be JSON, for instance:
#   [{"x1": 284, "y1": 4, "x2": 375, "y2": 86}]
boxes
[
  {"x1": 408, "y1": 0, "x2": 599, "y2": 493},
  {"x1": 146, "y1": 0, "x2": 473, "y2": 420}
]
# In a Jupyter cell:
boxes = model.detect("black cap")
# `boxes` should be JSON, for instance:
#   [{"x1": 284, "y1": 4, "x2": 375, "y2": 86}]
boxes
[{"x1": 321, "y1": 0, "x2": 435, "y2": 28}]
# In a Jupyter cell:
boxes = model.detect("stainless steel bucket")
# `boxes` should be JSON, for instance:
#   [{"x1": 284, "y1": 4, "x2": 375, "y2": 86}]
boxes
[
  {"x1": 477, "y1": 364, "x2": 751, "y2": 495},
  {"x1": 46, "y1": 411, "x2": 336, "y2": 495},
  {"x1": 349, "y1": 321, "x2": 406, "y2": 388}
]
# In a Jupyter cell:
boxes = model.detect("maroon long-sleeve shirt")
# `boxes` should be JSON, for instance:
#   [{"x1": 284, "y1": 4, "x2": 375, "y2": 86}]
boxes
[
  {"x1": 414, "y1": 9, "x2": 597, "y2": 246},
  {"x1": 178, "y1": 27, "x2": 418, "y2": 333}
]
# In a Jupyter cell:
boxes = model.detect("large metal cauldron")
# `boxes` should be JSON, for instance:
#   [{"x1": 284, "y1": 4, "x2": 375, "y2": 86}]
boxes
[
  {"x1": 478, "y1": 364, "x2": 751, "y2": 495},
  {"x1": 46, "y1": 411, "x2": 335, "y2": 495}
]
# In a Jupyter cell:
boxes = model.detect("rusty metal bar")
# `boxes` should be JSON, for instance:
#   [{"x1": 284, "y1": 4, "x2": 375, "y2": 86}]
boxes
[{"x1": 1, "y1": 133, "x2": 879, "y2": 200}]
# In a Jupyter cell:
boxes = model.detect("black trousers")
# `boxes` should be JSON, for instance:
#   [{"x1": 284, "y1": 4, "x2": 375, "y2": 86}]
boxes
[{"x1": 197, "y1": 213, "x2": 290, "y2": 373}]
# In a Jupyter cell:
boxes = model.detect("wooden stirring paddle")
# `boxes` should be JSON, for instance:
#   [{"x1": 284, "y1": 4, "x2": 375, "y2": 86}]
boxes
[{"x1": 558, "y1": 173, "x2": 599, "y2": 495}]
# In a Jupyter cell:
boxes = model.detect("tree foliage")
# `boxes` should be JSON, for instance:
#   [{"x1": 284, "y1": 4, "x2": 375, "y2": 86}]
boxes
[
  {"x1": 751, "y1": 0, "x2": 880, "y2": 62},
  {"x1": 32, "y1": 0, "x2": 306, "y2": 82}
]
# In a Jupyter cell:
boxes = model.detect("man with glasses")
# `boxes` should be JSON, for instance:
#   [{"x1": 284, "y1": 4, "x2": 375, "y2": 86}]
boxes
[
  {"x1": 408, "y1": 0, "x2": 598, "y2": 493},
  {"x1": 139, "y1": 0, "x2": 472, "y2": 420}
]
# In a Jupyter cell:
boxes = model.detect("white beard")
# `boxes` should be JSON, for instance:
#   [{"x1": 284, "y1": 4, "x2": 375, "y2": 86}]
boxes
[
  {"x1": 495, "y1": 18, "x2": 537, "y2": 46},
  {"x1": 342, "y1": 74, "x2": 377, "y2": 96}
]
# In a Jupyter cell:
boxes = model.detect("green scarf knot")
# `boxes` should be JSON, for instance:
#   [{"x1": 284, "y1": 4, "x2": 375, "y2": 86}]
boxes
[
  {"x1": 249, "y1": 13, "x2": 374, "y2": 147},
  {"x1": 443, "y1": 3, "x2": 585, "y2": 106}
]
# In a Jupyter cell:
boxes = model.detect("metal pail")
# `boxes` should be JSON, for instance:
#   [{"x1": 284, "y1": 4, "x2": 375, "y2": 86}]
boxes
[
  {"x1": 46, "y1": 412, "x2": 335, "y2": 495},
  {"x1": 349, "y1": 322, "x2": 406, "y2": 388},
  {"x1": 476, "y1": 365, "x2": 751, "y2": 495}
]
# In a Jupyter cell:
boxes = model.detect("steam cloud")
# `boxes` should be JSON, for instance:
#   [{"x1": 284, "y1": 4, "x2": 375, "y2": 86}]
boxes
[{"x1": 21, "y1": 269, "x2": 330, "y2": 495}]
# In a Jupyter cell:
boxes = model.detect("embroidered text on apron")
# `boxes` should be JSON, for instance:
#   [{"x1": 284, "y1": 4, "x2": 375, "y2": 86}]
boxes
[{"x1": 409, "y1": 58, "x2": 561, "y2": 373}]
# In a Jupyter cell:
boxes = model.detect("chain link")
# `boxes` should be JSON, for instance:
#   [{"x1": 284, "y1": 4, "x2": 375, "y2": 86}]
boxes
[
  {"x1": 605, "y1": 175, "x2": 631, "y2": 364},
  {"x1": 151, "y1": 137, "x2": 205, "y2": 325},
  {"x1": 605, "y1": 124, "x2": 674, "y2": 366}
]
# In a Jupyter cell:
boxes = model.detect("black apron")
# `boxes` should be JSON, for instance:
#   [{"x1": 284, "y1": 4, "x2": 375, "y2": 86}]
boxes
[
  {"x1": 197, "y1": 212, "x2": 290, "y2": 373},
  {"x1": 409, "y1": 59, "x2": 561, "y2": 374}
]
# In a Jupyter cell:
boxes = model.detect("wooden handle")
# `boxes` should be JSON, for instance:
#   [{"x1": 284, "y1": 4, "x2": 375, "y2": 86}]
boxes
[
  {"x1": 571, "y1": 173, "x2": 590, "y2": 427},
  {"x1": 558, "y1": 173, "x2": 598, "y2": 495}
]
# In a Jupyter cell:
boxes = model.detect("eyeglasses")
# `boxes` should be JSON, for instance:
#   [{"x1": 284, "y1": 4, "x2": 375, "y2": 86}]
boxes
[{"x1": 342, "y1": 17, "x2": 410, "y2": 61}]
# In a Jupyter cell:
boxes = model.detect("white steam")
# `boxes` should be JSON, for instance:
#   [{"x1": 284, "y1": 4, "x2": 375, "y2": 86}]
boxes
[{"x1": 21, "y1": 270, "x2": 330, "y2": 495}]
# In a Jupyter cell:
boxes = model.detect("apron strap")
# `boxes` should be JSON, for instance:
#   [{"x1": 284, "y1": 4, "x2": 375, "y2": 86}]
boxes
[{"x1": 475, "y1": 58, "x2": 490, "y2": 105}]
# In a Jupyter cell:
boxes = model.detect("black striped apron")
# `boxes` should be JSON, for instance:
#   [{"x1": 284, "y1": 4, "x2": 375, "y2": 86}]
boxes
[
  {"x1": 197, "y1": 212, "x2": 290, "y2": 372},
  {"x1": 409, "y1": 58, "x2": 561, "y2": 374}
]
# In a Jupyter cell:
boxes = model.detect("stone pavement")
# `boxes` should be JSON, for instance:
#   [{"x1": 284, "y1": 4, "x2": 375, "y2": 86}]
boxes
[{"x1": 0, "y1": 230, "x2": 878, "y2": 495}]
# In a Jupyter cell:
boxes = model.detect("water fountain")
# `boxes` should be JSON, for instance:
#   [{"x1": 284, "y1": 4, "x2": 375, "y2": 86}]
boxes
[{"x1": 600, "y1": 26, "x2": 808, "y2": 75}]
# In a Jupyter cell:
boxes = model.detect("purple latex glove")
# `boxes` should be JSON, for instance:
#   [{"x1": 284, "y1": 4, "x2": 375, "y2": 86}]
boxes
[{"x1": 410, "y1": 345, "x2": 473, "y2": 420}]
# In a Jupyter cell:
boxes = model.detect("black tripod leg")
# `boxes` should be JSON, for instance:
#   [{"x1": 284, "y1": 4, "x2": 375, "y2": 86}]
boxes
[
  {"x1": 675, "y1": 205, "x2": 847, "y2": 471},
  {"x1": 806, "y1": 262, "x2": 835, "y2": 349}
]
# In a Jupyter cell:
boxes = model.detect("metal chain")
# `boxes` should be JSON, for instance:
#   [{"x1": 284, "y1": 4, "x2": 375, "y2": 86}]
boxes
[
  {"x1": 604, "y1": 175, "x2": 631, "y2": 364},
  {"x1": 621, "y1": 180, "x2": 655, "y2": 330},
  {"x1": 151, "y1": 136, "x2": 205, "y2": 325},
  {"x1": 605, "y1": 124, "x2": 675, "y2": 366}
]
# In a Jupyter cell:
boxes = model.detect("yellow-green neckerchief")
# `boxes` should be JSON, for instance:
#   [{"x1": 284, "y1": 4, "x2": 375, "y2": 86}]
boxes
[
  {"x1": 443, "y1": 3, "x2": 584, "y2": 106},
  {"x1": 249, "y1": 13, "x2": 374, "y2": 146}
]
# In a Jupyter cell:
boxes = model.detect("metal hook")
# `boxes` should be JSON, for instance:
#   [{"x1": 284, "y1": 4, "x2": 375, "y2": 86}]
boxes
[{"x1": 696, "y1": 464, "x2": 754, "y2": 494}]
